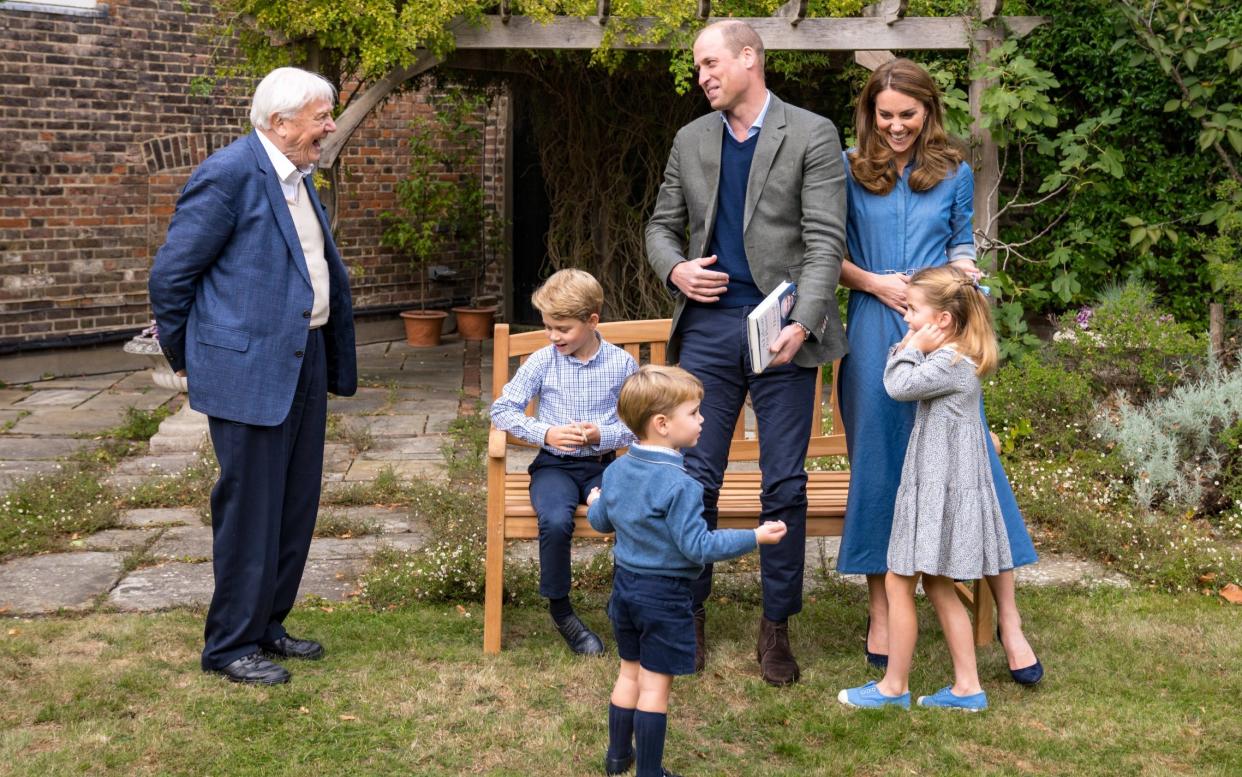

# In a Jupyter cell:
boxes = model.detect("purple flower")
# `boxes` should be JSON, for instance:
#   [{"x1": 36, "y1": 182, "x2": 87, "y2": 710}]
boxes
[
  {"x1": 1075, "y1": 306, "x2": 1093, "y2": 330},
  {"x1": 1158, "y1": 314, "x2": 1174, "y2": 324},
  {"x1": 140, "y1": 320, "x2": 159, "y2": 339}
]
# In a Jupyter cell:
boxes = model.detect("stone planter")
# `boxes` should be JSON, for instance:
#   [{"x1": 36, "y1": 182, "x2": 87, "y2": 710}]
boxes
[{"x1": 122, "y1": 334, "x2": 187, "y2": 392}]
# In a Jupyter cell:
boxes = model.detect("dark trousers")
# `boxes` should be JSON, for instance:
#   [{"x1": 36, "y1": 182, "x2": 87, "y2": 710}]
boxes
[
  {"x1": 677, "y1": 304, "x2": 816, "y2": 622},
  {"x1": 528, "y1": 449, "x2": 613, "y2": 600},
  {"x1": 201, "y1": 328, "x2": 327, "y2": 670}
]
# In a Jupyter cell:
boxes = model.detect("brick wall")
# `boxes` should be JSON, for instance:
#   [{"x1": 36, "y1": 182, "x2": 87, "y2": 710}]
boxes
[{"x1": 0, "y1": 0, "x2": 507, "y2": 349}]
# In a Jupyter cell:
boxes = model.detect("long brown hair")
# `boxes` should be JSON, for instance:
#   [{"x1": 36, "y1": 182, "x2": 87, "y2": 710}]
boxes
[
  {"x1": 908, "y1": 265, "x2": 998, "y2": 377},
  {"x1": 848, "y1": 58, "x2": 961, "y2": 196}
]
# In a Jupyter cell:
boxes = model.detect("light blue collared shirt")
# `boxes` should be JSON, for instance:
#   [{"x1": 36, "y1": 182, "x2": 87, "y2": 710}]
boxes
[{"x1": 721, "y1": 90, "x2": 772, "y2": 141}]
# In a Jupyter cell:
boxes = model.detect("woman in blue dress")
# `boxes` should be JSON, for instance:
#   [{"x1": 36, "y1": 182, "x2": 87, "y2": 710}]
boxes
[{"x1": 835, "y1": 59, "x2": 1043, "y2": 684}]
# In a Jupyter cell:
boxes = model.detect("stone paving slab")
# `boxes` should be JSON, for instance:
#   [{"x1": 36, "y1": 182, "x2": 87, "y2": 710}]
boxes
[
  {"x1": 372, "y1": 531, "x2": 432, "y2": 553},
  {"x1": 111, "y1": 453, "x2": 199, "y2": 476},
  {"x1": 13, "y1": 389, "x2": 99, "y2": 408},
  {"x1": 0, "y1": 459, "x2": 68, "y2": 480},
  {"x1": 322, "y1": 443, "x2": 354, "y2": 474},
  {"x1": 24, "y1": 373, "x2": 127, "y2": 390},
  {"x1": 0, "y1": 552, "x2": 126, "y2": 614},
  {"x1": 328, "y1": 387, "x2": 397, "y2": 414},
  {"x1": 117, "y1": 507, "x2": 198, "y2": 527},
  {"x1": 9, "y1": 407, "x2": 125, "y2": 435},
  {"x1": 0, "y1": 390, "x2": 33, "y2": 407},
  {"x1": 113, "y1": 370, "x2": 160, "y2": 391},
  {"x1": 150, "y1": 525, "x2": 214, "y2": 560},
  {"x1": 355, "y1": 415, "x2": 430, "y2": 437},
  {"x1": 388, "y1": 399, "x2": 461, "y2": 417},
  {"x1": 357, "y1": 437, "x2": 444, "y2": 461},
  {"x1": 317, "y1": 506, "x2": 413, "y2": 534},
  {"x1": 297, "y1": 558, "x2": 367, "y2": 602},
  {"x1": 81, "y1": 528, "x2": 159, "y2": 552},
  {"x1": 0, "y1": 436, "x2": 96, "y2": 460},
  {"x1": 344, "y1": 458, "x2": 445, "y2": 481},
  {"x1": 76, "y1": 390, "x2": 177, "y2": 413},
  {"x1": 306, "y1": 537, "x2": 381, "y2": 560},
  {"x1": 108, "y1": 561, "x2": 213, "y2": 611}
]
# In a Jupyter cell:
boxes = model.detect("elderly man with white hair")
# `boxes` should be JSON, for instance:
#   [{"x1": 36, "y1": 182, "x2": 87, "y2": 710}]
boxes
[{"x1": 149, "y1": 67, "x2": 357, "y2": 685}]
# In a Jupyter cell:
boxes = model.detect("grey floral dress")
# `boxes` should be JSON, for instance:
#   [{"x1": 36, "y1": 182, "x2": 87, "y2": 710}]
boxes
[{"x1": 882, "y1": 345, "x2": 1013, "y2": 579}]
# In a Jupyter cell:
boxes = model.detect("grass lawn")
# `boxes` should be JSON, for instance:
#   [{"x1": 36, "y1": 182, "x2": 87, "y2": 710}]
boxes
[{"x1": 1, "y1": 583, "x2": 1239, "y2": 776}]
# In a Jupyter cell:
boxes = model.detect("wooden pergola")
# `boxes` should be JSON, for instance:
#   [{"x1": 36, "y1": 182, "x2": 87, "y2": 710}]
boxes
[{"x1": 318, "y1": 0, "x2": 1047, "y2": 265}]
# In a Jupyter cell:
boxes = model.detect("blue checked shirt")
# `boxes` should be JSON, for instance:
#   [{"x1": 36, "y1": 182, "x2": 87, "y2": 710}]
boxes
[{"x1": 490, "y1": 334, "x2": 638, "y2": 456}]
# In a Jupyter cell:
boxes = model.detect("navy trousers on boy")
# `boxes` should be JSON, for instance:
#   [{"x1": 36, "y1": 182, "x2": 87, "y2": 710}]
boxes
[
  {"x1": 528, "y1": 450, "x2": 614, "y2": 599},
  {"x1": 201, "y1": 328, "x2": 327, "y2": 671},
  {"x1": 677, "y1": 305, "x2": 816, "y2": 622}
]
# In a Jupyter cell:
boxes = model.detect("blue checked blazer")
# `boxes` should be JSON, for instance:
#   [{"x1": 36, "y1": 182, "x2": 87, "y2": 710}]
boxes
[{"x1": 149, "y1": 131, "x2": 357, "y2": 426}]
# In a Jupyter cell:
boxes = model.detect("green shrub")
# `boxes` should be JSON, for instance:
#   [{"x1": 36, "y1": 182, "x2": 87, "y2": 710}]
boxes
[
  {"x1": 110, "y1": 406, "x2": 172, "y2": 442},
  {"x1": 1095, "y1": 364, "x2": 1242, "y2": 513},
  {"x1": 1052, "y1": 280, "x2": 1204, "y2": 399},
  {"x1": 984, "y1": 352, "x2": 1097, "y2": 455},
  {"x1": 1010, "y1": 451, "x2": 1242, "y2": 592}
]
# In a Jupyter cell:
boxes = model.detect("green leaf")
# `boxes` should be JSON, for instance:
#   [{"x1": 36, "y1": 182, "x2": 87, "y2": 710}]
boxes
[
  {"x1": 1229, "y1": 48, "x2": 1242, "y2": 73},
  {"x1": 1121, "y1": 216, "x2": 1145, "y2": 227},
  {"x1": 1162, "y1": 98, "x2": 1182, "y2": 112},
  {"x1": 1229, "y1": 129, "x2": 1242, "y2": 155},
  {"x1": 1204, "y1": 37, "x2": 1229, "y2": 53},
  {"x1": 1129, "y1": 227, "x2": 1148, "y2": 247}
]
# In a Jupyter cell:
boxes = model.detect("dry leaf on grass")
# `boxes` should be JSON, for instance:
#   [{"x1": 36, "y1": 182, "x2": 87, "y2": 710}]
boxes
[
  {"x1": 339, "y1": 714, "x2": 357, "y2": 721},
  {"x1": 1219, "y1": 583, "x2": 1242, "y2": 605}
]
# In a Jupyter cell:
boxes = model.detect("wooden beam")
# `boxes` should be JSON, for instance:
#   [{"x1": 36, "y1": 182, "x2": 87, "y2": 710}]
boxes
[
  {"x1": 499, "y1": 0, "x2": 510, "y2": 24},
  {"x1": 597, "y1": 0, "x2": 609, "y2": 24},
  {"x1": 774, "y1": 0, "x2": 809, "y2": 26},
  {"x1": 970, "y1": 0, "x2": 1001, "y2": 271},
  {"x1": 319, "y1": 50, "x2": 442, "y2": 169},
  {"x1": 697, "y1": 0, "x2": 710, "y2": 19},
  {"x1": 447, "y1": 15, "x2": 1046, "y2": 51},
  {"x1": 853, "y1": 0, "x2": 909, "y2": 71}
]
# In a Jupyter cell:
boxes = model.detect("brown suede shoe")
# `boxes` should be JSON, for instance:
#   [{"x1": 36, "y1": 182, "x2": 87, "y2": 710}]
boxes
[
  {"x1": 757, "y1": 616, "x2": 800, "y2": 686},
  {"x1": 693, "y1": 607, "x2": 707, "y2": 674}
]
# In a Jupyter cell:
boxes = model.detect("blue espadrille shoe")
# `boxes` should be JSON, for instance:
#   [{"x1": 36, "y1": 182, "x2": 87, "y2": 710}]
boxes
[
  {"x1": 837, "y1": 680, "x2": 910, "y2": 709},
  {"x1": 916, "y1": 685, "x2": 988, "y2": 712}
]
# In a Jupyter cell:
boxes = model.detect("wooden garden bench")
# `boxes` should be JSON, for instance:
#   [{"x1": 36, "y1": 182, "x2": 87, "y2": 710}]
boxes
[{"x1": 483, "y1": 318, "x2": 994, "y2": 653}]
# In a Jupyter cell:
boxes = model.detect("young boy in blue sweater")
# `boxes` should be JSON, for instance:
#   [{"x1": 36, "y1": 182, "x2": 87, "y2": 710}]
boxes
[
  {"x1": 490, "y1": 269, "x2": 637, "y2": 656},
  {"x1": 587, "y1": 365, "x2": 787, "y2": 777}
]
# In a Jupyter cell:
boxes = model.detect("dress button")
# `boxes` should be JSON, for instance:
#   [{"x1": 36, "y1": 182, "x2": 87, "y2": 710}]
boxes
[
  {"x1": 302, "y1": 310, "x2": 311, "y2": 318},
  {"x1": 295, "y1": 350, "x2": 304, "y2": 358}
]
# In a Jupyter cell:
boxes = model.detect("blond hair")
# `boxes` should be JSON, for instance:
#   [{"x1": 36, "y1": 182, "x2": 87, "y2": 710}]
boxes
[
  {"x1": 618, "y1": 365, "x2": 704, "y2": 438},
  {"x1": 908, "y1": 265, "x2": 998, "y2": 376},
  {"x1": 530, "y1": 269, "x2": 604, "y2": 321}
]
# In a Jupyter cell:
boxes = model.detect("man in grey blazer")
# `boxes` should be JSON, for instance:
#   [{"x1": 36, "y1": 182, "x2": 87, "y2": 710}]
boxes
[{"x1": 646, "y1": 20, "x2": 847, "y2": 686}]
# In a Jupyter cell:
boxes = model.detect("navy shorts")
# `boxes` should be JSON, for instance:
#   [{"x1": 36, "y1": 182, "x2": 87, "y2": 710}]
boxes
[{"x1": 608, "y1": 566, "x2": 697, "y2": 676}]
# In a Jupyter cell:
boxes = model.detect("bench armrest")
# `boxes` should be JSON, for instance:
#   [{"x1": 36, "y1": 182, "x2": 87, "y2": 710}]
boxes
[{"x1": 488, "y1": 425, "x2": 508, "y2": 459}]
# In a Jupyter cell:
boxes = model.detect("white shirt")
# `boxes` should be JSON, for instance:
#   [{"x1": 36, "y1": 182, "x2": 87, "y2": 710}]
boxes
[{"x1": 256, "y1": 129, "x2": 315, "y2": 203}]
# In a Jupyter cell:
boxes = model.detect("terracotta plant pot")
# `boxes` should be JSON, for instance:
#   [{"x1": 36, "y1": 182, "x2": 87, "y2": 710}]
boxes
[
  {"x1": 399, "y1": 310, "x2": 448, "y2": 347},
  {"x1": 451, "y1": 305, "x2": 498, "y2": 341}
]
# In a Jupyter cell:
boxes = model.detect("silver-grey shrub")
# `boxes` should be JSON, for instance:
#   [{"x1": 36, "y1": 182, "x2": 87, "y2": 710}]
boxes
[{"x1": 1096, "y1": 361, "x2": 1242, "y2": 511}]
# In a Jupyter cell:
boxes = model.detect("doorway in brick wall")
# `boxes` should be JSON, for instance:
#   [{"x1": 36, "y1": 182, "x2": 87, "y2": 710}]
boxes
[{"x1": 509, "y1": 90, "x2": 551, "y2": 328}]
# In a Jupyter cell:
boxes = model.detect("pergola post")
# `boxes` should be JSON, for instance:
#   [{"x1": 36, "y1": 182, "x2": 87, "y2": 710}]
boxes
[{"x1": 970, "y1": 0, "x2": 1003, "y2": 273}]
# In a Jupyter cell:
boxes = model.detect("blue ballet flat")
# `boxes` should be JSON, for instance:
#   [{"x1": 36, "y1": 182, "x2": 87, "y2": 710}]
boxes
[
  {"x1": 997, "y1": 626, "x2": 1044, "y2": 686},
  {"x1": 865, "y1": 616, "x2": 888, "y2": 669}
]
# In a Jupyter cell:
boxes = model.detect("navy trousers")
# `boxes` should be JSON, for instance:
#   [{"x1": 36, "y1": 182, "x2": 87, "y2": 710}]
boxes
[
  {"x1": 677, "y1": 305, "x2": 817, "y2": 622},
  {"x1": 201, "y1": 328, "x2": 327, "y2": 670},
  {"x1": 528, "y1": 449, "x2": 613, "y2": 600}
]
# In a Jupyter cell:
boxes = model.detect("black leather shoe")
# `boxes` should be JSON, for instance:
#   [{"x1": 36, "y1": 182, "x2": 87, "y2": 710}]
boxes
[
  {"x1": 997, "y1": 626, "x2": 1044, "y2": 686},
  {"x1": 259, "y1": 635, "x2": 325, "y2": 661},
  {"x1": 604, "y1": 752, "x2": 633, "y2": 775},
  {"x1": 552, "y1": 613, "x2": 606, "y2": 656},
  {"x1": 209, "y1": 653, "x2": 291, "y2": 685}
]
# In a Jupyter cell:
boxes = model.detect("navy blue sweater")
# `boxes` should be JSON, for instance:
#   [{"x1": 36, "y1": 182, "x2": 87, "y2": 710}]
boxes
[
  {"x1": 588, "y1": 445, "x2": 757, "y2": 578},
  {"x1": 707, "y1": 132, "x2": 765, "y2": 307}
]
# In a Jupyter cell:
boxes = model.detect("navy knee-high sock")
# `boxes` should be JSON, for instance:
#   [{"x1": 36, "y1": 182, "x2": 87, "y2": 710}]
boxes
[
  {"x1": 607, "y1": 703, "x2": 635, "y2": 760},
  {"x1": 634, "y1": 709, "x2": 668, "y2": 777}
]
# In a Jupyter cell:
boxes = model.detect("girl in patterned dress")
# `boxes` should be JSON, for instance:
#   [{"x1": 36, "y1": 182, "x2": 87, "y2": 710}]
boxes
[{"x1": 838, "y1": 265, "x2": 1010, "y2": 712}]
